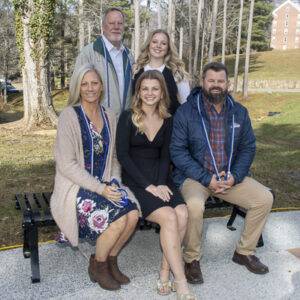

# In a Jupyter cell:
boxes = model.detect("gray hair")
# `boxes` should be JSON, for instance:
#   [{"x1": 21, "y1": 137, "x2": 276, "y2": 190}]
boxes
[
  {"x1": 68, "y1": 64, "x2": 104, "y2": 106},
  {"x1": 102, "y1": 7, "x2": 124, "y2": 25}
]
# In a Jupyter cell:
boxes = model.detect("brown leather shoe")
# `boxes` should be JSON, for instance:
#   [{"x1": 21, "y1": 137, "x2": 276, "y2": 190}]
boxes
[
  {"x1": 88, "y1": 254, "x2": 121, "y2": 290},
  {"x1": 232, "y1": 251, "x2": 269, "y2": 274},
  {"x1": 184, "y1": 260, "x2": 204, "y2": 284},
  {"x1": 108, "y1": 255, "x2": 130, "y2": 285}
]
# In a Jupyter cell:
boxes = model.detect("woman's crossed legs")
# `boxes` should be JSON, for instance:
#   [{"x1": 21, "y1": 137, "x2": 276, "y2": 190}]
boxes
[{"x1": 146, "y1": 204, "x2": 190, "y2": 295}]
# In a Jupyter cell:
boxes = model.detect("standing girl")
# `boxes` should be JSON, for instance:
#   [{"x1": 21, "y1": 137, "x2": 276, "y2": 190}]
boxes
[{"x1": 132, "y1": 29, "x2": 190, "y2": 115}]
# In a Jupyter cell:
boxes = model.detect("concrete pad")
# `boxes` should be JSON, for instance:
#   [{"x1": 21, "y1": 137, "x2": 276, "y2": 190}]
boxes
[{"x1": 0, "y1": 211, "x2": 299, "y2": 300}]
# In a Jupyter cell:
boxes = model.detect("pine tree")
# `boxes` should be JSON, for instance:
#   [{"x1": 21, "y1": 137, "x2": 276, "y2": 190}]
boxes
[{"x1": 251, "y1": 0, "x2": 274, "y2": 51}]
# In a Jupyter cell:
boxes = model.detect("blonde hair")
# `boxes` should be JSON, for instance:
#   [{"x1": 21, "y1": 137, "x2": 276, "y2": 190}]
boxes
[
  {"x1": 132, "y1": 29, "x2": 189, "y2": 83},
  {"x1": 68, "y1": 64, "x2": 104, "y2": 106},
  {"x1": 132, "y1": 70, "x2": 170, "y2": 133}
]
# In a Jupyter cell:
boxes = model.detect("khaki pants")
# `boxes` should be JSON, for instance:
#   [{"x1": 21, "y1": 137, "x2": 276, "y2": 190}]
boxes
[{"x1": 180, "y1": 177, "x2": 273, "y2": 263}]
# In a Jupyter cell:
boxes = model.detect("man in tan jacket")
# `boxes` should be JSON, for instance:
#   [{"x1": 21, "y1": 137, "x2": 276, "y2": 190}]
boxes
[{"x1": 74, "y1": 7, "x2": 134, "y2": 117}]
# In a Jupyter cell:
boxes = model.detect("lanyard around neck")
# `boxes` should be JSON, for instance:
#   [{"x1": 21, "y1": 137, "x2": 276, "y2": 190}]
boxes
[
  {"x1": 197, "y1": 94, "x2": 235, "y2": 181},
  {"x1": 101, "y1": 37, "x2": 131, "y2": 112},
  {"x1": 80, "y1": 105, "x2": 110, "y2": 177}
]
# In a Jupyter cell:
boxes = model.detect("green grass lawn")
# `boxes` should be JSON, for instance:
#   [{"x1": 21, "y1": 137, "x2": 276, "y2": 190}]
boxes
[
  {"x1": 238, "y1": 93, "x2": 300, "y2": 207},
  {"x1": 224, "y1": 49, "x2": 300, "y2": 80},
  {"x1": 0, "y1": 91, "x2": 299, "y2": 247}
]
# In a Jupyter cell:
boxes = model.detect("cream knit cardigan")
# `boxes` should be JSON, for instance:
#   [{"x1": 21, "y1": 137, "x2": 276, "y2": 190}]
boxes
[{"x1": 50, "y1": 105, "x2": 140, "y2": 246}]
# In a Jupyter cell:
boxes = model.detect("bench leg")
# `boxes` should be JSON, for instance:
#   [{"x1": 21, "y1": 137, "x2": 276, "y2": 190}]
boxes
[
  {"x1": 257, "y1": 234, "x2": 264, "y2": 247},
  {"x1": 27, "y1": 222, "x2": 41, "y2": 283},
  {"x1": 23, "y1": 224, "x2": 31, "y2": 258},
  {"x1": 226, "y1": 205, "x2": 239, "y2": 231},
  {"x1": 154, "y1": 224, "x2": 160, "y2": 234}
]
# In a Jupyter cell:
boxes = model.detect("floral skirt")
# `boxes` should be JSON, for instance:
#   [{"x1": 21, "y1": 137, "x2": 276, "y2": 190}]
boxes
[{"x1": 76, "y1": 188, "x2": 137, "y2": 241}]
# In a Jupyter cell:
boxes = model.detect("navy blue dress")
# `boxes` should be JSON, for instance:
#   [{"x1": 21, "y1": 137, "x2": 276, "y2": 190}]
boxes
[{"x1": 74, "y1": 106, "x2": 137, "y2": 242}]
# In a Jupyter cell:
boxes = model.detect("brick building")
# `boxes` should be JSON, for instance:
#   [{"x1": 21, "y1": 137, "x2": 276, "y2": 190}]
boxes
[{"x1": 271, "y1": 0, "x2": 300, "y2": 50}]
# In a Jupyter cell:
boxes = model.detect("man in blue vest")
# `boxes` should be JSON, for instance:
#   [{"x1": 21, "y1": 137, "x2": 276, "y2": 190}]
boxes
[
  {"x1": 74, "y1": 7, "x2": 133, "y2": 116},
  {"x1": 170, "y1": 62, "x2": 273, "y2": 284}
]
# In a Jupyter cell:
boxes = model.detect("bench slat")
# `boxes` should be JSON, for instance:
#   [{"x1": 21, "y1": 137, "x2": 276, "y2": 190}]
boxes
[
  {"x1": 43, "y1": 192, "x2": 52, "y2": 204},
  {"x1": 15, "y1": 194, "x2": 32, "y2": 223},
  {"x1": 34, "y1": 193, "x2": 53, "y2": 222},
  {"x1": 26, "y1": 193, "x2": 42, "y2": 223}
]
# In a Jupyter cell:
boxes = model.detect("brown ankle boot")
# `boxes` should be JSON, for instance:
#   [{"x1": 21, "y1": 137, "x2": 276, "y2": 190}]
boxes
[
  {"x1": 88, "y1": 254, "x2": 121, "y2": 290},
  {"x1": 108, "y1": 255, "x2": 130, "y2": 285}
]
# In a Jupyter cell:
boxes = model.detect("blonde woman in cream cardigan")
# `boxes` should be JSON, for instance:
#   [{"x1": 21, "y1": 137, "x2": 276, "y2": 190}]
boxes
[{"x1": 50, "y1": 64, "x2": 139, "y2": 291}]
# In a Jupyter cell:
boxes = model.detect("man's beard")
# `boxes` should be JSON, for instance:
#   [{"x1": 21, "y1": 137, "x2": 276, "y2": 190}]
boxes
[{"x1": 203, "y1": 87, "x2": 227, "y2": 105}]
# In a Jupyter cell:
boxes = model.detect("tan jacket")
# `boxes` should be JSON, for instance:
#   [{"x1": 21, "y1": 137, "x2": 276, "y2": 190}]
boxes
[{"x1": 50, "y1": 106, "x2": 139, "y2": 246}]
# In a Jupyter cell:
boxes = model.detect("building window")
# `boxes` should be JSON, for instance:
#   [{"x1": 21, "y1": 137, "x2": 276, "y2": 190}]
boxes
[
  {"x1": 285, "y1": 20, "x2": 289, "y2": 27},
  {"x1": 284, "y1": 37, "x2": 288, "y2": 44},
  {"x1": 285, "y1": 13, "x2": 289, "y2": 19},
  {"x1": 284, "y1": 28, "x2": 288, "y2": 35}
]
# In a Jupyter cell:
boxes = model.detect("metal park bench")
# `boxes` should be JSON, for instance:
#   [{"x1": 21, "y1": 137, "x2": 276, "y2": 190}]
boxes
[
  {"x1": 15, "y1": 193, "x2": 55, "y2": 283},
  {"x1": 14, "y1": 192, "x2": 263, "y2": 283}
]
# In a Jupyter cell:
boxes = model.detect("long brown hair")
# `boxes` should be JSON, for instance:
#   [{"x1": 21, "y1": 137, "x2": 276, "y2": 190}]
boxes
[{"x1": 131, "y1": 70, "x2": 170, "y2": 133}]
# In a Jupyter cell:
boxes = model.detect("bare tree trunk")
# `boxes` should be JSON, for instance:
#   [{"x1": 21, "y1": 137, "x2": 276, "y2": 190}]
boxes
[
  {"x1": 193, "y1": 0, "x2": 204, "y2": 76},
  {"x1": 208, "y1": 0, "x2": 218, "y2": 62},
  {"x1": 87, "y1": 21, "x2": 92, "y2": 44},
  {"x1": 59, "y1": 1, "x2": 66, "y2": 89},
  {"x1": 200, "y1": 30, "x2": 205, "y2": 76},
  {"x1": 50, "y1": 63, "x2": 55, "y2": 90},
  {"x1": 18, "y1": 1, "x2": 57, "y2": 129},
  {"x1": 144, "y1": 28, "x2": 149, "y2": 42},
  {"x1": 3, "y1": 78, "x2": 7, "y2": 104},
  {"x1": 131, "y1": 35, "x2": 135, "y2": 56},
  {"x1": 157, "y1": 0, "x2": 161, "y2": 28},
  {"x1": 171, "y1": 3, "x2": 175, "y2": 44},
  {"x1": 167, "y1": 0, "x2": 173, "y2": 41},
  {"x1": 179, "y1": 27, "x2": 183, "y2": 59},
  {"x1": 3, "y1": 42, "x2": 8, "y2": 104},
  {"x1": 243, "y1": 0, "x2": 255, "y2": 98},
  {"x1": 99, "y1": 0, "x2": 103, "y2": 34},
  {"x1": 78, "y1": 0, "x2": 85, "y2": 51},
  {"x1": 221, "y1": 0, "x2": 227, "y2": 64},
  {"x1": 60, "y1": 47, "x2": 65, "y2": 89},
  {"x1": 134, "y1": 0, "x2": 140, "y2": 60},
  {"x1": 233, "y1": 0, "x2": 244, "y2": 94},
  {"x1": 188, "y1": 0, "x2": 193, "y2": 74},
  {"x1": 146, "y1": 0, "x2": 151, "y2": 33}
]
